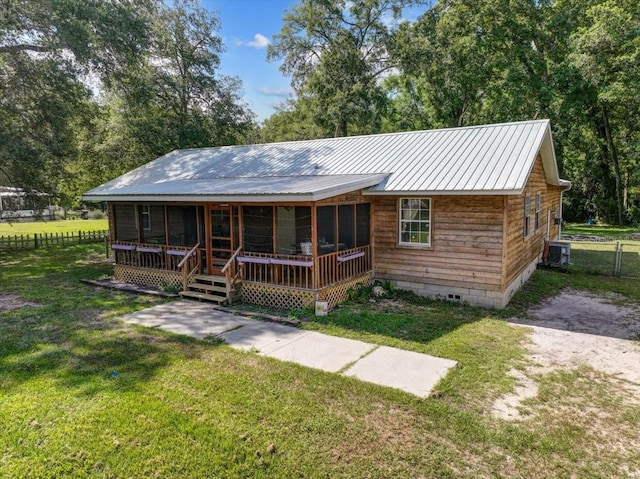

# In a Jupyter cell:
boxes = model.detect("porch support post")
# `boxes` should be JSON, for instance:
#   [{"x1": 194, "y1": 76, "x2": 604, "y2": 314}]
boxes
[{"x1": 311, "y1": 205, "x2": 318, "y2": 290}]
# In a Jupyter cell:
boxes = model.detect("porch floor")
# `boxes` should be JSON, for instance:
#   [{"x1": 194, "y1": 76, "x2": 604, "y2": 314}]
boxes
[{"x1": 119, "y1": 300, "x2": 457, "y2": 398}]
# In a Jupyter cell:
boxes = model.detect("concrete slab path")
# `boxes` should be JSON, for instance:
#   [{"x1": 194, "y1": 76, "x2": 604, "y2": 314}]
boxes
[{"x1": 120, "y1": 301, "x2": 457, "y2": 398}]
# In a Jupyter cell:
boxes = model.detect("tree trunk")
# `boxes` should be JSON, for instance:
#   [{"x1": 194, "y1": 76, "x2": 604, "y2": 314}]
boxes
[{"x1": 601, "y1": 104, "x2": 625, "y2": 225}]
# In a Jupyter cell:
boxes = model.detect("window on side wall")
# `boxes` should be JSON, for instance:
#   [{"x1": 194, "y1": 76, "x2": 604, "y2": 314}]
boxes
[
  {"x1": 141, "y1": 205, "x2": 151, "y2": 231},
  {"x1": 523, "y1": 195, "x2": 531, "y2": 238},
  {"x1": 535, "y1": 192, "x2": 541, "y2": 231},
  {"x1": 399, "y1": 198, "x2": 431, "y2": 247}
]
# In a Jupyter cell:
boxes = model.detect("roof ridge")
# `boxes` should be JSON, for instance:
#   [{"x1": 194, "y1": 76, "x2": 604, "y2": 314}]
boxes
[{"x1": 170, "y1": 119, "x2": 551, "y2": 154}]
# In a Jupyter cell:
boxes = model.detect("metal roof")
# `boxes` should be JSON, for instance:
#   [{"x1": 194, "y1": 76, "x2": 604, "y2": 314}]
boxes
[{"x1": 84, "y1": 119, "x2": 569, "y2": 201}]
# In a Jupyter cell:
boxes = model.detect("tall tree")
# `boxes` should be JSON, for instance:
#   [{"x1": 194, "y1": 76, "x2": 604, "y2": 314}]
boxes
[
  {"x1": 0, "y1": 0, "x2": 154, "y2": 192},
  {"x1": 566, "y1": 0, "x2": 640, "y2": 224},
  {"x1": 268, "y1": 0, "x2": 417, "y2": 137},
  {"x1": 67, "y1": 0, "x2": 255, "y2": 201}
]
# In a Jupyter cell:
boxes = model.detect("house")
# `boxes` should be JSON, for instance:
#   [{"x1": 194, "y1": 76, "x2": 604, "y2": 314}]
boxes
[
  {"x1": 83, "y1": 119, "x2": 570, "y2": 309},
  {"x1": 0, "y1": 186, "x2": 55, "y2": 222}
]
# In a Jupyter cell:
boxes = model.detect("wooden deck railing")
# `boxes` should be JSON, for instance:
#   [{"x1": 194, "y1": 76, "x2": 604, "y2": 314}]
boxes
[
  {"x1": 239, "y1": 251, "x2": 314, "y2": 289},
  {"x1": 316, "y1": 245, "x2": 371, "y2": 289},
  {"x1": 111, "y1": 241, "x2": 194, "y2": 272},
  {"x1": 239, "y1": 245, "x2": 371, "y2": 290}
]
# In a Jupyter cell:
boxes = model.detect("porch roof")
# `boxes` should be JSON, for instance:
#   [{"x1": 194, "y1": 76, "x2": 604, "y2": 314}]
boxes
[{"x1": 82, "y1": 173, "x2": 389, "y2": 203}]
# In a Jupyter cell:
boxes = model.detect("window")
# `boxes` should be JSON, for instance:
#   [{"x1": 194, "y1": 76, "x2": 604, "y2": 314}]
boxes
[
  {"x1": 524, "y1": 195, "x2": 531, "y2": 238},
  {"x1": 399, "y1": 198, "x2": 431, "y2": 246},
  {"x1": 535, "y1": 192, "x2": 541, "y2": 231},
  {"x1": 141, "y1": 205, "x2": 151, "y2": 231}
]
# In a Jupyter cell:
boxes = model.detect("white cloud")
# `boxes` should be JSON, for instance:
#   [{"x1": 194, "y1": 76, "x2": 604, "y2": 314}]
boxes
[
  {"x1": 246, "y1": 33, "x2": 270, "y2": 49},
  {"x1": 257, "y1": 87, "x2": 293, "y2": 98}
]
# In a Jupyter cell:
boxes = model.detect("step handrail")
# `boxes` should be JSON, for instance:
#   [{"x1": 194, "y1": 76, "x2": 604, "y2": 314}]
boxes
[
  {"x1": 177, "y1": 242, "x2": 200, "y2": 270},
  {"x1": 222, "y1": 245, "x2": 243, "y2": 304},
  {"x1": 179, "y1": 243, "x2": 200, "y2": 291},
  {"x1": 221, "y1": 245, "x2": 242, "y2": 273}
]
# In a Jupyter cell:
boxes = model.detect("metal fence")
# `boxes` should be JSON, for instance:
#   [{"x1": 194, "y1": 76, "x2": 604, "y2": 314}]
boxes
[
  {"x1": 561, "y1": 235, "x2": 640, "y2": 279},
  {"x1": 0, "y1": 230, "x2": 109, "y2": 251}
]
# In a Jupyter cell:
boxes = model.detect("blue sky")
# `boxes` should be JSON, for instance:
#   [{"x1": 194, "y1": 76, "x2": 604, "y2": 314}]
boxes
[
  {"x1": 203, "y1": 0, "x2": 428, "y2": 122},
  {"x1": 203, "y1": 0, "x2": 297, "y2": 122}
]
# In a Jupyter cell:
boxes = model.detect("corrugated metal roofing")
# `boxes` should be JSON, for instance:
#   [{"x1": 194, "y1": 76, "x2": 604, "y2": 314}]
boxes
[{"x1": 84, "y1": 119, "x2": 567, "y2": 201}]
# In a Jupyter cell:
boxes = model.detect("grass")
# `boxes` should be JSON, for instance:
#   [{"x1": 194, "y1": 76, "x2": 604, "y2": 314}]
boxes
[
  {"x1": 563, "y1": 222, "x2": 639, "y2": 238},
  {"x1": 0, "y1": 219, "x2": 108, "y2": 236},
  {"x1": 1, "y1": 244, "x2": 640, "y2": 477}
]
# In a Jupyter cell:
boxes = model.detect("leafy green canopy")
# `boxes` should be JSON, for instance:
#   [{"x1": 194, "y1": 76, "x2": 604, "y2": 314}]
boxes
[{"x1": 1, "y1": 0, "x2": 255, "y2": 207}]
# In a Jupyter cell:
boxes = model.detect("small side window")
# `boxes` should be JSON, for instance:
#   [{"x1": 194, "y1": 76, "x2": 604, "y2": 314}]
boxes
[
  {"x1": 535, "y1": 192, "x2": 541, "y2": 231},
  {"x1": 523, "y1": 195, "x2": 531, "y2": 238}
]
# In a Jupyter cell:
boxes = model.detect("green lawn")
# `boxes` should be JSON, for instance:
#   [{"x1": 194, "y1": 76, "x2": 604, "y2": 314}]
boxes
[
  {"x1": 1, "y1": 245, "x2": 639, "y2": 478},
  {"x1": 0, "y1": 219, "x2": 108, "y2": 236},
  {"x1": 563, "y1": 222, "x2": 639, "y2": 238}
]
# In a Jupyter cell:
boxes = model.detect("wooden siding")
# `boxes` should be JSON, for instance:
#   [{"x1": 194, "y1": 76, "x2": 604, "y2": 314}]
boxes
[
  {"x1": 316, "y1": 190, "x2": 367, "y2": 205},
  {"x1": 503, "y1": 154, "x2": 563, "y2": 287},
  {"x1": 372, "y1": 195, "x2": 505, "y2": 292}
]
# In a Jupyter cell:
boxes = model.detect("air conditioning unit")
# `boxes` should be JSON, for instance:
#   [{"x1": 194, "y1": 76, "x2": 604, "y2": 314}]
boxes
[{"x1": 548, "y1": 241, "x2": 571, "y2": 269}]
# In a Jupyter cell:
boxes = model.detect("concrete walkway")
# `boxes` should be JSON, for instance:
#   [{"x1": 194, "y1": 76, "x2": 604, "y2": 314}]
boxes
[{"x1": 120, "y1": 301, "x2": 457, "y2": 398}]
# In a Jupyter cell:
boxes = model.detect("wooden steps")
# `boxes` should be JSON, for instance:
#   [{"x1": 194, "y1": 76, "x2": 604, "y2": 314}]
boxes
[{"x1": 180, "y1": 274, "x2": 241, "y2": 305}]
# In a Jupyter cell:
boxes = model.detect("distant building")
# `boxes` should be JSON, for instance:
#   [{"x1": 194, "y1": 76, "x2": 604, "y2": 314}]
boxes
[{"x1": 0, "y1": 187, "x2": 55, "y2": 222}]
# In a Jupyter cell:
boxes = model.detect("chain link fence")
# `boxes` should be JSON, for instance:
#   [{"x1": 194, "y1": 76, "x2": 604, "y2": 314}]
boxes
[{"x1": 561, "y1": 235, "x2": 640, "y2": 279}]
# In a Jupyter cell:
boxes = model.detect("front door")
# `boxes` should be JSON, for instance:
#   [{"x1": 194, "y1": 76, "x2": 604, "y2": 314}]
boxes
[{"x1": 208, "y1": 206, "x2": 233, "y2": 275}]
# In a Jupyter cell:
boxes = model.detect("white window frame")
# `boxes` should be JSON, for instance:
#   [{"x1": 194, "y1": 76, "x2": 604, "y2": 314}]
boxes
[
  {"x1": 141, "y1": 205, "x2": 151, "y2": 231},
  {"x1": 523, "y1": 195, "x2": 531, "y2": 238},
  {"x1": 534, "y1": 192, "x2": 541, "y2": 231},
  {"x1": 399, "y1": 198, "x2": 431, "y2": 247}
]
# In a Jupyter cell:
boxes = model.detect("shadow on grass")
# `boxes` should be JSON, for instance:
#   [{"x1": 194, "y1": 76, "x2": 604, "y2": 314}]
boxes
[
  {"x1": 0, "y1": 304, "x2": 217, "y2": 396},
  {"x1": 0, "y1": 244, "x2": 221, "y2": 396}
]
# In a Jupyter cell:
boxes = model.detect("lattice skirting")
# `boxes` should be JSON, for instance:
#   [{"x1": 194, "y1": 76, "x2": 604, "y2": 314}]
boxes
[
  {"x1": 317, "y1": 273, "x2": 372, "y2": 309},
  {"x1": 241, "y1": 283, "x2": 316, "y2": 310},
  {"x1": 114, "y1": 265, "x2": 182, "y2": 291},
  {"x1": 241, "y1": 273, "x2": 372, "y2": 311}
]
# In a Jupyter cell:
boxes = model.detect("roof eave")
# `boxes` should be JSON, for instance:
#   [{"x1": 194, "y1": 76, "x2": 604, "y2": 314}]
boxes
[
  {"x1": 83, "y1": 173, "x2": 388, "y2": 204},
  {"x1": 362, "y1": 188, "x2": 524, "y2": 196}
]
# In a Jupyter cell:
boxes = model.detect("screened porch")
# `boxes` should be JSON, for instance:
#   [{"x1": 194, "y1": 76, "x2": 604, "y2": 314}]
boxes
[{"x1": 108, "y1": 201, "x2": 372, "y2": 296}]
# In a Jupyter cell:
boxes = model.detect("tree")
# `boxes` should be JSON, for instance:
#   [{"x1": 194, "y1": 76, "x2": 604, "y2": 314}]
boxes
[
  {"x1": 113, "y1": 0, "x2": 254, "y2": 155},
  {"x1": 566, "y1": 0, "x2": 640, "y2": 224},
  {"x1": 0, "y1": 0, "x2": 154, "y2": 193},
  {"x1": 61, "y1": 0, "x2": 256, "y2": 203},
  {"x1": 260, "y1": 99, "x2": 327, "y2": 142},
  {"x1": 268, "y1": 0, "x2": 417, "y2": 137}
]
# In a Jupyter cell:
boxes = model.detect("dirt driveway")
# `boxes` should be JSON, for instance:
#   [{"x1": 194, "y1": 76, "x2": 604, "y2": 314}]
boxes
[{"x1": 494, "y1": 289, "x2": 640, "y2": 419}]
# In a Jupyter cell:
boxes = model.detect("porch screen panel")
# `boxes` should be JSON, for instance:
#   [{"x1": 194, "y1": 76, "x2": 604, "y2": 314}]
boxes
[
  {"x1": 294, "y1": 207, "x2": 312, "y2": 250},
  {"x1": 276, "y1": 206, "x2": 311, "y2": 254},
  {"x1": 138, "y1": 205, "x2": 166, "y2": 244},
  {"x1": 338, "y1": 205, "x2": 354, "y2": 249},
  {"x1": 355, "y1": 203, "x2": 370, "y2": 247},
  {"x1": 243, "y1": 206, "x2": 273, "y2": 253},
  {"x1": 113, "y1": 204, "x2": 136, "y2": 241},
  {"x1": 317, "y1": 206, "x2": 336, "y2": 255},
  {"x1": 166, "y1": 206, "x2": 197, "y2": 246}
]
